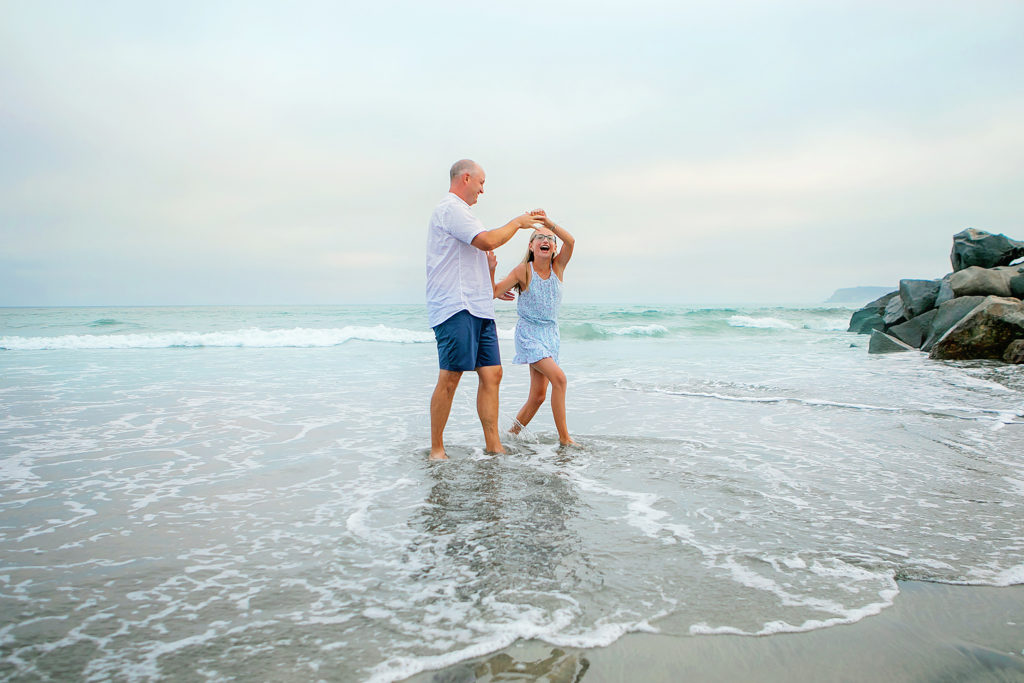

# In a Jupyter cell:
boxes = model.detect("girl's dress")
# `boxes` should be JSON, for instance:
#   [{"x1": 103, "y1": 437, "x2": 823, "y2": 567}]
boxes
[{"x1": 514, "y1": 262, "x2": 563, "y2": 365}]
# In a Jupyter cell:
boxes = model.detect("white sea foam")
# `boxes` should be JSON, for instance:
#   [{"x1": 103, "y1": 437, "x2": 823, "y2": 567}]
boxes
[
  {"x1": 544, "y1": 618, "x2": 660, "y2": 648},
  {"x1": 728, "y1": 315, "x2": 797, "y2": 329},
  {"x1": 364, "y1": 606, "x2": 655, "y2": 683},
  {"x1": 610, "y1": 324, "x2": 669, "y2": 336},
  {"x1": 992, "y1": 565, "x2": 1024, "y2": 586},
  {"x1": 364, "y1": 602, "x2": 579, "y2": 683},
  {"x1": 690, "y1": 585, "x2": 899, "y2": 636},
  {"x1": 0, "y1": 325, "x2": 433, "y2": 350},
  {"x1": 726, "y1": 314, "x2": 849, "y2": 331},
  {"x1": 805, "y1": 317, "x2": 852, "y2": 331},
  {"x1": 616, "y1": 379, "x2": 1024, "y2": 424}
]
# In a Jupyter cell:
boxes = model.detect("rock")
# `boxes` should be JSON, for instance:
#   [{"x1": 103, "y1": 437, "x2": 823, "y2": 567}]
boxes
[
  {"x1": 889, "y1": 309, "x2": 938, "y2": 348},
  {"x1": 899, "y1": 279, "x2": 941, "y2": 319},
  {"x1": 934, "y1": 275, "x2": 955, "y2": 307},
  {"x1": 920, "y1": 296, "x2": 988, "y2": 352},
  {"x1": 950, "y1": 265, "x2": 1024, "y2": 297},
  {"x1": 1004, "y1": 339, "x2": 1024, "y2": 364},
  {"x1": 848, "y1": 291, "x2": 897, "y2": 334},
  {"x1": 929, "y1": 296, "x2": 1024, "y2": 360},
  {"x1": 948, "y1": 265, "x2": 1024, "y2": 298},
  {"x1": 869, "y1": 329, "x2": 918, "y2": 354},
  {"x1": 950, "y1": 228, "x2": 1024, "y2": 272},
  {"x1": 883, "y1": 295, "x2": 907, "y2": 327},
  {"x1": 848, "y1": 311, "x2": 884, "y2": 335},
  {"x1": 1011, "y1": 275, "x2": 1024, "y2": 299}
]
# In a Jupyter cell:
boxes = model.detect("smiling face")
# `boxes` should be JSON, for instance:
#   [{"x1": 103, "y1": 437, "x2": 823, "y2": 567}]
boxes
[
  {"x1": 529, "y1": 228, "x2": 557, "y2": 261},
  {"x1": 463, "y1": 165, "x2": 486, "y2": 205},
  {"x1": 448, "y1": 161, "x2": 486, "y2": 205}
]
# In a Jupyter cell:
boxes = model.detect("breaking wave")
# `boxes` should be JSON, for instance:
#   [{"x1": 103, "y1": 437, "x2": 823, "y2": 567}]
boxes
[
  {"x1": 562, "y1": 323, "x2": 669, "y2": 340},
  {"x1": 0, "y1": 326, "x2": 434, "y2": 350}
]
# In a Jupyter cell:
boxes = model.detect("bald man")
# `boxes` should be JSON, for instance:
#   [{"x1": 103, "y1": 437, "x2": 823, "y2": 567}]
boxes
[{"x1": 426, "y1": 159, "x2": 539, "y2": 459}]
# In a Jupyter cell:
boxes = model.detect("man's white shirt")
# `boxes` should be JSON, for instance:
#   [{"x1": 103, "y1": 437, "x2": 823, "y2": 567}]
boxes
[{"x1": 425, "y1": 193, "x2": 496, "y2": 328}]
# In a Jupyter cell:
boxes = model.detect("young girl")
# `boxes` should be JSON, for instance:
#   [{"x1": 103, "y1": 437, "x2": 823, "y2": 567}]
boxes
[{"x1": 493, "y1": 214, "x2": 575, "y2": 445}]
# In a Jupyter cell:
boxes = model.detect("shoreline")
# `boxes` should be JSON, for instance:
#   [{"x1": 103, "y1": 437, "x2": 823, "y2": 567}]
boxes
[{"x1": 404, "y1": 581, "x2": 1024, "y2": 682}]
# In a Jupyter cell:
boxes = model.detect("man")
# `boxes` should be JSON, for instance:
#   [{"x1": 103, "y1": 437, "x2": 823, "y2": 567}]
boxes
[{"x1": 426, "y1": 159, "x2": 538, "y2": 459}]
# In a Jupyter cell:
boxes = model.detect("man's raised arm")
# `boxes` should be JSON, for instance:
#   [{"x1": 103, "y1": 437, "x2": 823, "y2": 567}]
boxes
[{"x1": 470, "y1": 213, "x2": 537, "y2": 251}]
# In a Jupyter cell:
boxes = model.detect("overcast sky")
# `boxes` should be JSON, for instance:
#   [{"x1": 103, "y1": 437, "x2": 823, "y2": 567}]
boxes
[{"x1": 2, "y1": 0, "x2": 1023, "y2": 306}]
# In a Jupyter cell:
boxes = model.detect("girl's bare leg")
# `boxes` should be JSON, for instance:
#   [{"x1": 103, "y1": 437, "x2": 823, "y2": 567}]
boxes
[
  {"x1": 510, "y1": 364, "x2": 548, "y2": 435},
  {"x1": 530, "y1": 357, "x2": 574, "y2": 445}
]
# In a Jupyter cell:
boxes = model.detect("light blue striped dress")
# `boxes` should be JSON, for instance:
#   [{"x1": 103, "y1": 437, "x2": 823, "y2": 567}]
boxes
[{"x1": 514, "y1": 262, "x2": 563, "y2": 365}]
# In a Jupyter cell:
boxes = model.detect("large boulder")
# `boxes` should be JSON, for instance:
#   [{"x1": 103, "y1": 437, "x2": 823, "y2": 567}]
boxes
[
  {"x1": 869, "y1": 329, "x2": 917, "y2": 354},
  {"x1": 950, "y1": 228, "x2": 1024, "y2": 272},
  {"x1": 883, "y1": 295, "x2": 907, "y2": 327},
  {"x1": 920, "y1": 295, "x2": 987, "y2": 352},
  {"x1": 899, "y1": 279, "x2": 941, "y2": 319},
  {"x1": 848, "y1": 291, "x2": 896, "y2": 334},
  {"x1": 889, "y1": 309, "x2": 938, "y2": 348},
  {"x1": 948, "y1": 265, "x2": 1024, "y2": 298},
  {"x1": 928, "y1": 296, "x2": 1024, "y2": 360}
]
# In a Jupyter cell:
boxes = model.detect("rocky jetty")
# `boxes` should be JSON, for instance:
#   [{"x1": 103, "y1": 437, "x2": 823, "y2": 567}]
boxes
[{"x1": 848, "y1": 228, "x2": 1024, "y2": 363}]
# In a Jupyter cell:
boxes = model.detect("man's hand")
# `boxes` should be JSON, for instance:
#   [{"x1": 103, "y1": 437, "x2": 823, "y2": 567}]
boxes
[
  {"x1": 498, "y1": 290, "x2": 515, "y2": 302},
  {"x1": 517, "y1": 213, "x2": 541, "y2": 229},
  {"x1": 530, "y1": 209, "x2": 555, "y2": 227}
]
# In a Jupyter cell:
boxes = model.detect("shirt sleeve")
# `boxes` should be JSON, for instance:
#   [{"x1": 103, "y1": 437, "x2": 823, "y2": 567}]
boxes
[{"x1": 442, "y1": 202, "x2": 487, "y2": 246}]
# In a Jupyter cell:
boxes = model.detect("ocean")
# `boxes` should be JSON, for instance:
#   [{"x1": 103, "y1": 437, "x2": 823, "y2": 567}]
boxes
[{"x1": 1, "y1": 304, "x2": 1022, "y2": 681}]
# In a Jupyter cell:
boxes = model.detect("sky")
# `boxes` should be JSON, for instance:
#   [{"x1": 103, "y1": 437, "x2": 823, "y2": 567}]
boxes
[{"x1": 2, "y1": 0, "x2": 1023, "y2": 306}]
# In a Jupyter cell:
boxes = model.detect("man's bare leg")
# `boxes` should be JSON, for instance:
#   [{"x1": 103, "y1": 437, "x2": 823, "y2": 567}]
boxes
[
  {"x1": 476, "y1": 364, "x2": 505, "y2": 454},
  {"x1": 430, "y1": 369, "x2": 463, "y2": 459}
]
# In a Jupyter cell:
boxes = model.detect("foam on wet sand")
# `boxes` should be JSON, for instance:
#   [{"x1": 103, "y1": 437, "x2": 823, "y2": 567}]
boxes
[{"x1": 407, "y1": 582, "x2": 1024, "y2": 682}]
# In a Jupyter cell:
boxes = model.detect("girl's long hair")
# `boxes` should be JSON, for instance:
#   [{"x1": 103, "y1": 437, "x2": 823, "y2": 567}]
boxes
[{"x1": 515, "y1": 231, "x2": 556, "y2": 294}]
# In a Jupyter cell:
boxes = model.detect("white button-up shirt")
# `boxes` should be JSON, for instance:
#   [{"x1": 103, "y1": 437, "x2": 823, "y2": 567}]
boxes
[{"x1": 425, "y1": 193, "x2": 495, "y2": 328}]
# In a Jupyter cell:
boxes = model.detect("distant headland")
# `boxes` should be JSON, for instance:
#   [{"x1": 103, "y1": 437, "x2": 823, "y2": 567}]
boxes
[{"x1": 826, "y1": 287, "x2": 893, "y2": 305}]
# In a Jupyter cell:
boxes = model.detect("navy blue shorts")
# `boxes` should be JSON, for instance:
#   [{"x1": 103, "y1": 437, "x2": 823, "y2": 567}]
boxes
[{"x1": 433, "y1": 310, "x2": 501, "y2": 372}]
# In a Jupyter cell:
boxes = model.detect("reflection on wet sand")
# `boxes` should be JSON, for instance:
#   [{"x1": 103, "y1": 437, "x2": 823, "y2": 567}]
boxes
[
  {"x1": 409, "y1": 454, "x2": 598, "y2": 596},
  {"x1": 424, "y1": 647, "x2": 590, "y2": 682},
  {"x1": 400, "y1": 453, "x2": 598, "y2": 681}
]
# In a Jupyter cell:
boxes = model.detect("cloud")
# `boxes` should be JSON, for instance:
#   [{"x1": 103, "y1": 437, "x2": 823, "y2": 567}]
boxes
[
  {"x1": 1, "y1": 1, "x2": 1023, "y2": 305},
  {"x1": 604, "y1": 107, "x2": 1024, "y2": 199}
]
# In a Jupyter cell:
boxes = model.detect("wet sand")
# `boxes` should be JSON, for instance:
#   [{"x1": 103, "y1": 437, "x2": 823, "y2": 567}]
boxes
[{"x1": 406, "y1": 582, "x2": 1024, "y2": 682}]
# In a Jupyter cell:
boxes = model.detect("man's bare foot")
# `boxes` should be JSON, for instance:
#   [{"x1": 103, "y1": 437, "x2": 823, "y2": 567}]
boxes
[{"x1": 429, "y1": 447, "x2": 448, "y2": 460}]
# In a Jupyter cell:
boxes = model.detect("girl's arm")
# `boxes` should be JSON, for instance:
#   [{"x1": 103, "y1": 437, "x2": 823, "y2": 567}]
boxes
[
  {"x1": 543, "y1": 218, "x2": 575, "y2": 275},
  {"x1": 488, "y1": 250, "x2": 514, "y2": 301},
  {"x1": 493, "y1": 263, "x2": 527, "y2": 299}
]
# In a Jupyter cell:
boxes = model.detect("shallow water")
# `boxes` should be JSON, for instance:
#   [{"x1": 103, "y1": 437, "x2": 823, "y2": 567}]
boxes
[{"x1": 1, "y1": 305, "x2": 1022, "y2": 681}]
